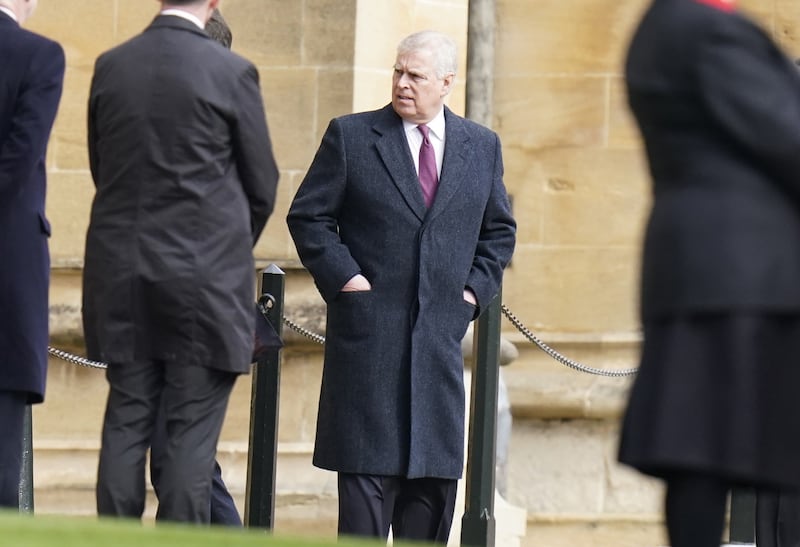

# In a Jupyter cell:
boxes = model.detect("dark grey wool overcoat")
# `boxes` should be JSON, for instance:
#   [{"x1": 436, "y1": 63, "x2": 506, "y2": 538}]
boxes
[
  {"x1": 82, "y1": 16, "x2": 278, "y2": 374},
  {"x1": 287, "y1": 104, "x2": 516, "y2": 479}
]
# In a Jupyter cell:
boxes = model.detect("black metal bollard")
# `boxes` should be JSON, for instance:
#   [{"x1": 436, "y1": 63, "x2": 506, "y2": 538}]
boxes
[
  {"x1": 461, "y1": 290, "x2": 501, "y2": 547},
  {"x1": 244, "y1": 264, "x2": 285, "y2": 529},
  {"x1": 728, "y1": 487, "x2": 755, "y2": 544},
  {"x1": 18, "y1": 405, "x2": 33, "y2": 513}
]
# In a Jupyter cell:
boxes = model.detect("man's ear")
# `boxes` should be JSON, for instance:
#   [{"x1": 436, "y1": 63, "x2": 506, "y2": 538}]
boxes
[
  {"x1": 204, "y1": 0, "x2": 220, "y2": 24},
  {"x1": 441, "y1": 73, "x2": 455, "y2": 97}
]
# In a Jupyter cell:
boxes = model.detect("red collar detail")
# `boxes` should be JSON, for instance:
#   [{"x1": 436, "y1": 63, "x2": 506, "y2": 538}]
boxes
[{"x1": 694, "y1": 0, "x2": 737, "y2": 12}]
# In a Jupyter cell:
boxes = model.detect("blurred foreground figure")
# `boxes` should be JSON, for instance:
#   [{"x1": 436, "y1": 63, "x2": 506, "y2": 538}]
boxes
[
  {"x1": 147, "y1": 6, "x2": 242, "y2": 526},
  {"x1": 0, "y1": 0, "x2": 64, "y2": 509},
  {"x1": 618, "y1": 1, "x2": 800, "y2": 546}
]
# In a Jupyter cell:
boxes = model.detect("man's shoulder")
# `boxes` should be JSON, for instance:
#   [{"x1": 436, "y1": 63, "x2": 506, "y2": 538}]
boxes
[
  {"x1": 96, "y1": 30, "x2": 254, "y2": 73},
  {"x1": 3, "y1": 24, "x2": 63, "y2": 57},
  {"x1": 95, "y1": 32, "x2": 142, "y2": 66},
  {"x1": 0, "y1": 26, "x2": 64, "y2": 80},
  {"x1": 330, "y1": 105, "x2": 396, "y2": 131},
  {"x1": 337, "y1": 106, "x2": 390, "y2": 122},
  {"x1": 205, "y1": 45, "x2": 256, "y2": 74},
  {"x1": 444, "y1": 109, "x2": 497, "y2": 141}
]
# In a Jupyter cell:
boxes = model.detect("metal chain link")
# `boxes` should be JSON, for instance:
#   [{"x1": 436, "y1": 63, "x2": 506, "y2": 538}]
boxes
[
  {"x1": 500, "y1": 304, "x2": 638, "y2": 377},
  {"x1": 282, "y1": 315, "x2": 326, "y2": 345},
  {"x1": 47, "y1": 303, "x2": 638, "y2": 377},
  {"x1": 47, "y1": 346, "x2": 107, "y2": 369}
]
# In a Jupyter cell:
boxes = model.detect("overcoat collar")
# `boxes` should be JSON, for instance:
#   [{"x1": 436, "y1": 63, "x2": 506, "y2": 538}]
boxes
[
  {"x1": 146, "y1": 14, "x2": 211, "y2": 40},
  {"x1": 373, "y1": 104, "x2": 471, "y2": 223},
  {"x1": 0, "y1": 9, "x2": 18, "y2": 27}
]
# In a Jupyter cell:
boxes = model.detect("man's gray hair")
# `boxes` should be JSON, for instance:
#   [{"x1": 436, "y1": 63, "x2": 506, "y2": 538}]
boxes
[
  {"x1": 205, "y1": 9, "x2": 232, "y2": 49},
  {"x1": 397, "y1": 30, "x2": 457, "y2": 79}
]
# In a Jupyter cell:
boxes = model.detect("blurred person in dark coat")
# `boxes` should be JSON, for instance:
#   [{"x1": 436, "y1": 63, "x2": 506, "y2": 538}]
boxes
[
  {"x1": 287, "y1": 30, "x2": 515, "y2": 544},
  {"x1": 146, "y1": 6, "x2": 241, "y2": 526},
  {"x1": 750, "y1": 54, "x2": 800, "y2": 547},
  {"x1": 83, "y1": 0, "x2": 278, "y2": 523},
  {"x1": 0, "y1": 0, "x2": 64, "y2": 509},
  {"x1": 756, "y1": 489, "x2": 800, "y2": 547},
  {"x1": 618, "y1": 1, "x2": 800, "y2": 546}
]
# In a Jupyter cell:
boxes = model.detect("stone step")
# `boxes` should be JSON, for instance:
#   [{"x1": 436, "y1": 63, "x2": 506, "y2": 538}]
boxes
[
  {"x1": 29, "y1": 441, "x2": 527, "y2": 546},
  {"x1": 31, "y1": 440, "x2": 334, "y2": 499}
]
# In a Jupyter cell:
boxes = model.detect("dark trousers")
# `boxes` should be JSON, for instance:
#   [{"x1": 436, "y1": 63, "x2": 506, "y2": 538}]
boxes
[
  {"x1": 96, "y1": 359, "x2": 236, "y2": 523},
  {"x1": 0, "y1": 391, "x2": 27, "y2": 508},
  {"x1": 150, "y1": 399, "x2": 241, "y2": 526},
  {"x1": 337, "y1": 473, "x2": 458, "y2": 544},
  {"x1": 757, "y1": 489, "x2": 800, "y2": 547},
  {"x1": 664, "y1": 472, "x2": 729, "y2": 547}
]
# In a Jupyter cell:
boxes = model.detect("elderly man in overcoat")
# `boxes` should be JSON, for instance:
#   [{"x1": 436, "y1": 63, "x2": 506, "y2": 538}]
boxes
[
  {"x1": 0, "y1": 0, "x2": 64, "y2": 508},
  {"x1": 83, "y1": 0, "x2": 278, "y2": 523},
  {"x1": 287, "y1": 30, "x2": 516, "y2": 544}
]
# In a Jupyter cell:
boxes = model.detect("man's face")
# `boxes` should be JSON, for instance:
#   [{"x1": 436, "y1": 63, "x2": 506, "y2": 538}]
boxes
[{"x1": 391, "y1": 48, "x2": 452, "y2": 124}]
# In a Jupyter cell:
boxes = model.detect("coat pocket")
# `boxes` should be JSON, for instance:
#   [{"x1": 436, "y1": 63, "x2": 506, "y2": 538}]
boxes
[{"x1": 327, "y1": 290, "x2": 376, "y2": 342}]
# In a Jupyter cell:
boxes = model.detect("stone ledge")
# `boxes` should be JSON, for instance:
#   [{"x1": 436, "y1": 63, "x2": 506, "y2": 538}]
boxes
[{"x1": 503, "y1": 336, "x2": 638, "y2": 419}]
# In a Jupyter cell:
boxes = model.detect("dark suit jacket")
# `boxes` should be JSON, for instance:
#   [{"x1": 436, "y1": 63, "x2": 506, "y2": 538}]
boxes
[
  {"x1": 83, "y1": 15, "x2": 279, "y2": 373},
  {"x1": 287, "y1": 105, "x2": 516, "y2": 479},
  {"x1": 627, "y1": 0, "x2": 800, "y2": 320},
  {"x1": 0, "y1": 12, "x2": 64, "y2": 403}
]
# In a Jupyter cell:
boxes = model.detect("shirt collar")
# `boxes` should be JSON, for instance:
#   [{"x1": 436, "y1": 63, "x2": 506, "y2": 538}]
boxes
[
  {"x1": 0, "y1": 6, "x2": 18, "y2": 23},
  {"x1": 402, "y1": 107, "x2": 446, "y2": 141},
  {"x1": 160, "y1": 8, "x2": 205, "y2": 30}
]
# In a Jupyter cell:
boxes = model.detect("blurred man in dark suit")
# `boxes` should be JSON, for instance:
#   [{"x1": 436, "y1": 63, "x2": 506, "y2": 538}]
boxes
[
  {"x1": 84, "y1": 0, "x2": 278, "y2": 523},
  {"x1": 618, "y1": 1, "x2": 800, "y2": 546},
  {"x1": 0, "y1": 0, "x2": 64, "y2": 509},
  {"x1": 146, "y1": 6, "x2": 242, "y2": 526}
]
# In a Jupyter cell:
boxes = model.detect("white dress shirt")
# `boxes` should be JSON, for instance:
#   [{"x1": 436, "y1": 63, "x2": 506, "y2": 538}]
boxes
[
  {"x1": 160, "y1": 8, "x2": 204, "y2": 30},
  {"x1": 403, "y1": 108, "x2": 446, "y2": 179}
]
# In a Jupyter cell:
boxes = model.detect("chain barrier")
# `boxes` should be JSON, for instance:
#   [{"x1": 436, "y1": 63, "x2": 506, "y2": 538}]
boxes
[
  {"x1": 47, "y1": 346, "x2": 108, "y2": 370},
  {"x1": 500, "y1": 304, "x2": 638, "y2": 377},
  {"x1": 47, "y1": 304, "x2": 638, "y2": 377},
  {"x1": 282, "y1": 315, "x2": 326, "y2": 345}
]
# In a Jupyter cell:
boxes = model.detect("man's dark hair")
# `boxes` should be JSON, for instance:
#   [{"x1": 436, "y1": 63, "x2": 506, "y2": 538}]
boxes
[{"x1": 205, "y1": 9, "x2": 232, "y2": 49}]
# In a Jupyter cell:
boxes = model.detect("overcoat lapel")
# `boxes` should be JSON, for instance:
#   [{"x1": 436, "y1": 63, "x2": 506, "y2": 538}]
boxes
[
  {"x1": 428, "y1": 107, "x2": 470, "y2": 222},
  {"x1": 374, "y1": 106, "x2": 427, "y2": 222},
  {"x1": 374, "y1": 105, "x2": 472, "y2": 223}
]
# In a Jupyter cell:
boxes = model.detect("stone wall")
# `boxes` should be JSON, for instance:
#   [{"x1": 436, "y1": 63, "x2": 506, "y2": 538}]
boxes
[{"x1": 25, "y1": 0, "x2": 800, "y2": 545}]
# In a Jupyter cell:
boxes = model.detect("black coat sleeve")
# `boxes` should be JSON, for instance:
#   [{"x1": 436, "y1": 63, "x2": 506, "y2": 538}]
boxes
[{"x1": 232, "y1": 64, "x2": 279, "y2": 246}]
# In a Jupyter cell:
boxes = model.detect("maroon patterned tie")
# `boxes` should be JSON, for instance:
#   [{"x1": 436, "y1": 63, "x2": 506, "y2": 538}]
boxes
[{"x1": 417, "y1": 124, "x2": 438, "y2": 207}]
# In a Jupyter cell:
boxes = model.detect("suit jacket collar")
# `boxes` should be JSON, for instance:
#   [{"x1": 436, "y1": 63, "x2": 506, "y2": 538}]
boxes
[
  {"x1": 0, "y1": 9, "x2": 18, "y2": 27},
  {"x1": 146, "y1": 14, "x2": 210, "y2": 40},
  {"x1": 374, "y1": 104, "x2": 472, "y2": 223}
]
